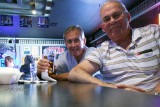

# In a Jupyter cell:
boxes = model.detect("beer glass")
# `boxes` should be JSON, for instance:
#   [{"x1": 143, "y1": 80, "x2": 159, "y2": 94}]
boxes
[{"x1": 44, "y1": 50, "x2": 56, "y2": 74}]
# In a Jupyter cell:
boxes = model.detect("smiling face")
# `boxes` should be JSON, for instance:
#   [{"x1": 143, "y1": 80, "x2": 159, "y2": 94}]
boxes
[
  {"x1": 65, "y1": 29, "x2": 86, "y2": 57},
  {"x1": 100, "y1": 1, "x2": 131, "y2": 43}
]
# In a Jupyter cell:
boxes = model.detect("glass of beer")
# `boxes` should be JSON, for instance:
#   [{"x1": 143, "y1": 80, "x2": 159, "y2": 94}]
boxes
[{"x1": 44, "y1": 50, "x2": 56, "y2": 74}]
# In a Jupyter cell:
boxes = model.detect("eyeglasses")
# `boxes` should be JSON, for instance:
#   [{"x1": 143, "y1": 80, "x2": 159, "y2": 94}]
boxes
[{"x1": 102, "y1": 11, "x2": 127, "y2": 23}]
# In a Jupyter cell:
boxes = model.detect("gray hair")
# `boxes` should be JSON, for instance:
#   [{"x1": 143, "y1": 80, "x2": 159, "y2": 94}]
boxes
[
  {"x1": 63, "y1": 25, "x2": 85, "y2": 41},
  {"x1": 100, "y1": 0, "x2": 128, "y2": 16}
]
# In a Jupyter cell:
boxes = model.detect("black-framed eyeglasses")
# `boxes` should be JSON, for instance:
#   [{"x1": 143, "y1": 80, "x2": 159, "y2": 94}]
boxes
[{"x1": 102, "y1": 11, "x2": 127, "y2": 23}]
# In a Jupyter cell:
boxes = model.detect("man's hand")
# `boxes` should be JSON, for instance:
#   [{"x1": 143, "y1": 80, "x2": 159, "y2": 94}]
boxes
[
  {"x1": 117, "y1": 84, "x2": 145, "y2": 93},
  {"x1": 37, "y1": 59, "x2": 50, "y2": 79},
  {"x1": 37, "y1": 59, "x2": 50, "y2": 72}
]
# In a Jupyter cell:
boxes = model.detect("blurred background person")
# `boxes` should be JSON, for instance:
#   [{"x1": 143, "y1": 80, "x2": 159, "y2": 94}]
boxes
[
  {"x1": 5, "y1": 56, "x2": 15, "y2": 68},
  {"x1": 20, "y1": 55, "x2": 36, "y2": 81}
]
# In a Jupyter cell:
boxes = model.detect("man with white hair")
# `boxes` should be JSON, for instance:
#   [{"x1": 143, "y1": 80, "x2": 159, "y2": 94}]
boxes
[{"x1": 68, "y1": 1, "x2": 160, "y2": 95}]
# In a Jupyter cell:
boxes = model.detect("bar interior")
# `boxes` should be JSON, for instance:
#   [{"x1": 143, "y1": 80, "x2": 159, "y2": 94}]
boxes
[{"x1": 0, "y1": 0, "x2": 160, "y2": 107}]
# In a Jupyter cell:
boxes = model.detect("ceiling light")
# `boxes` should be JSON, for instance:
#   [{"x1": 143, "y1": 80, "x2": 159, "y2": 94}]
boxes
[
  {"x1": 32, "y1": 10, "x2": 36, "y2": 14},
  {"x1": 44, "y1": 13, "x2": 49, "y2": 17},
  {"x1": 45, "y1": 6, "x2": 51, "y2": 10},
  {"x1": 47, "y1": 0, "x2": 53, "y2": 2}
]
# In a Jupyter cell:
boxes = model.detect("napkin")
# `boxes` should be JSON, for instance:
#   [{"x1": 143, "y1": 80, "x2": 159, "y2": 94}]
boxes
[
  {"x1": 0, "y1": 67, "x2": 23, "y2": 84},
  {"x1": 41, "y1": 71, "x2": 57, "y2": 82}
]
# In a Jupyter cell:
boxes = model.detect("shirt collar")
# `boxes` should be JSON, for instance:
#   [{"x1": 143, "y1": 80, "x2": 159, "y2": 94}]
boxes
[{"x1": 132, "y1": 28, "x2": 142, "y2": 42}]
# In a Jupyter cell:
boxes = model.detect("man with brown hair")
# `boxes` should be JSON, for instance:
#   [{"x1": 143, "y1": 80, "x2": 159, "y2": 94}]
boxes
[
  {"x1": 5, "y1": 56, "x2": 14, "y2": 68},
  {"x1": 37, "y1": 25, "x2": 96, "y2": 80}
]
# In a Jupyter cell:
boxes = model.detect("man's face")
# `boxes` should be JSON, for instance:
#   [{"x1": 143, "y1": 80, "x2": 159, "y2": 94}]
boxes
[
  {"x1": 5, "y1": 58, "x2": 14, "y2": 67},
  {"x1": 5, "y1": 59, "x2": 9, "y2": 67},
  {"x1": 100, "y1": 2, "x2": 131, "y2": 42},
  {"x1": 65, "y1": 29, "x2": 86, "y2": 57}
]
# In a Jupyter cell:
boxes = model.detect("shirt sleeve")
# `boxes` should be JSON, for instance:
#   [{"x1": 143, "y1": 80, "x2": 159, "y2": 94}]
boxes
[
  {"x1": 84, "y1": 47, "x2": 96, "y2": 59},
  {"x1": 85, "y1": 47, "x2": 103, "y2": 69},
  {"x1": 55, "y1": 53, "x2": 69, "y2": 74}
]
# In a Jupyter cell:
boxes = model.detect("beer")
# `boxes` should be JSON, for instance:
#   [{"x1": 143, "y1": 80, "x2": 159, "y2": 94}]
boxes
[
  {"x1": 44, "y1": 56, "x2": 54, "y2": 74},
  {"x1": 48, "y1": 61, "x2": 54, "y2": 73}
]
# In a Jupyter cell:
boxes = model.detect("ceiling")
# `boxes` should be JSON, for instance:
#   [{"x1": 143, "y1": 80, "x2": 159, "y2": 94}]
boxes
[
  {"x1": 0, "y1": 0, "x2": 147, "y2": 39},
  {"x1": 0, "y1": 0, "x2": 52, "y2": 16}
]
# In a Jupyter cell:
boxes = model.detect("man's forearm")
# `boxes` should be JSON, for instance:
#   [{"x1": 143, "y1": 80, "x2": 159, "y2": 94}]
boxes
[
  {"x1": 49, "y1": 72, "x2": 69, "y2": 81},
  {"x1": 145, "y1": 80, "x2": 160, "y2": 95},
  {"x1": 153, "y1": 80, "x2": 160, "y2": 93},
  {"x1": 68, "y1": 67, "x2": 116, "y2": 88}
]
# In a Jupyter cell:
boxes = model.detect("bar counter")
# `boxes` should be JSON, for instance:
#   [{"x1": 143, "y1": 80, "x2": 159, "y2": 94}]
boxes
[{"x1": 0, "y1": 81, "x2": 159, "y2": 107}]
